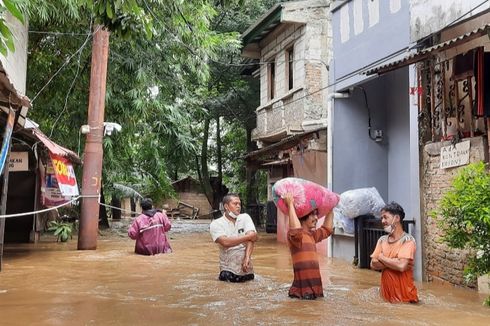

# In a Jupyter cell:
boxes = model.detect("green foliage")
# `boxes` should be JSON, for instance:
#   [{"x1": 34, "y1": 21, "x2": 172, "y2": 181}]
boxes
[
  {"x1": 437, "y1": 161, "x2": 490, "y2": 304},
  {"x1": 0, "y1": 0, "x2": 24, "y2": 55},
  {"x1": 48, "y1": 220, "x2": 74, "y2": 242}
]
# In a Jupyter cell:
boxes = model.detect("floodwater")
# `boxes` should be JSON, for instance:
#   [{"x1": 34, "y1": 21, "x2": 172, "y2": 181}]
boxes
[{"x1": 1, "y1": 220, "x2": 489, "y2": 326}]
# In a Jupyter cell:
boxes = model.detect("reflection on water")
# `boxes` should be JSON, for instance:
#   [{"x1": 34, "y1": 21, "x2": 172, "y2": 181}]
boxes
[{"x1": 0, "y1": 223, "x2": 489, "y2": 326}]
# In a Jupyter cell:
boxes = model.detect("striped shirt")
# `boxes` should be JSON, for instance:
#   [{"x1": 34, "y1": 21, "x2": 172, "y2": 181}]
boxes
[{"x1": 287, "y1": 225, "x2": 331, "y2": 299}]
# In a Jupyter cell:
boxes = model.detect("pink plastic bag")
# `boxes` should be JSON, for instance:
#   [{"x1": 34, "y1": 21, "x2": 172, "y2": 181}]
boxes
[{"x1": 272, "y1": 177, "x2": 339, "y2": 218}]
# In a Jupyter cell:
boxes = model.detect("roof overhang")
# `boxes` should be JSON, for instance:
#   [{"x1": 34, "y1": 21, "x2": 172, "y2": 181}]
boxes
[
  {"x1": 242, "y1": 4, "x2": 283, "y2": 49},
  {"x1": 0, "y1": 63, "x2": 31, "y2": 108},
  {"x1": 364, "y1": 23, "x2": 490, "y2": 76},
  {"x1": 29, "y1": 128, "x2": 81, "y2": 164},
  {"x1": 245, "y1": 126, "x2": 326, "y2": 166}
]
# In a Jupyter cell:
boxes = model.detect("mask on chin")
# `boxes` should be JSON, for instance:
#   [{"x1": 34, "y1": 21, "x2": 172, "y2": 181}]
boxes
[
  {"x1": 228, "y1": 211, "x2": 239, "y2": 219},
  {"x1": 383, "y1": 224, "x2": 394, "y2": 234}
]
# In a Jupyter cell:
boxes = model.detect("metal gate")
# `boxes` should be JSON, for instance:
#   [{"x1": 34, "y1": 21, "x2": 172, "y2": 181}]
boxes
[{"x1": 355, "y1": 215, "x2": 415, "y2": 268}]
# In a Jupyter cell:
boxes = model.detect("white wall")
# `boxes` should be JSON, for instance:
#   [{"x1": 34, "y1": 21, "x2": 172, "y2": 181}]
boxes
[
  {"x1": 410, "y1": 0, "x2": 490, "y2": 42},
  {"x1": 0, "y1": 12, "x2": 28, "y2": 94}
]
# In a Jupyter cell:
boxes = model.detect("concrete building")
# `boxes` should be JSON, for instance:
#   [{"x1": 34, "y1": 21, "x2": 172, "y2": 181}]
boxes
[
  {"x1": 330, "y1": 0, "x2": 422, "y2": 279},
  {"x1": 331, "y1": 0, "x2": 490, "y2": 290},
  {"x1": 241, "y1": 0, "x2": 332, "y2": 251}
]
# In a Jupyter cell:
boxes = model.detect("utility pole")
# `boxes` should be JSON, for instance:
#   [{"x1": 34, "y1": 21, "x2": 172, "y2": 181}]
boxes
[{"x1": 78, "y1": 26, "x2": 110, "y2": 250}]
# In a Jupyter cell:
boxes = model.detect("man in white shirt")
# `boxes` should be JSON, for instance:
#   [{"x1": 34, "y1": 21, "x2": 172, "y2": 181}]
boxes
[{"x1": 209, "y1": 193, "x2": 258, "y2": 282}]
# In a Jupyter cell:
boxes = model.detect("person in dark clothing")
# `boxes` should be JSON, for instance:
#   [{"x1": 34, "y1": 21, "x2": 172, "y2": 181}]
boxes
[{"x1": 128, "y1": 198, "x2": 172, "y2": 255}]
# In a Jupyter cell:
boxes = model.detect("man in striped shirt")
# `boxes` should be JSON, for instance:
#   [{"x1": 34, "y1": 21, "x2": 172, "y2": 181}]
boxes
[{"x1": 283, "y1": 193, "x2": 334, "y2": 300}]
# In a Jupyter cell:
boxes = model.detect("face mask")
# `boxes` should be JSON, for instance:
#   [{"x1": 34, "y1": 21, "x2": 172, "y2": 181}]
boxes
[
  {"x1": 384, "y1": 223, "x2": 395, "y2": 234},
  {"x1": 228, "y1": 211, "x2": 239, "y2": 219}
]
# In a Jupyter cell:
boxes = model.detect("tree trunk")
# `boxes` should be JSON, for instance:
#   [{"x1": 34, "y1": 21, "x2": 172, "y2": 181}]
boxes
[
  {"x1": 111, "y1": 197, "x2": 121, "y2": 220},
  {"x1": 215, "y1": 114, "x2": 224, "y2": 209},
  {"x1": 98, "y1": 187, "x2": 110, "y2": 228},
  {"x1": 197, "y1": 117, "x2": 215, "y2": 208}
]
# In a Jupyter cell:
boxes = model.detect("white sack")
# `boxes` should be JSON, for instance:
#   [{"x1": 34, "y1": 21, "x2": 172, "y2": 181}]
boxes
[{"x1": 337, "y1": 187, "x2": 385, "y2": 219}]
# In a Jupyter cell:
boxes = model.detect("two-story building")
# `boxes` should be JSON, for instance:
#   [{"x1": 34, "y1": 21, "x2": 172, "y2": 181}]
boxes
[
  {"x1": 330, "y1": 0, "x2": 422, "y2": 278},
  {"x1": 370, "y1": 0, "x2": 490, "y2": 290},
  {"x1": 331, "y1": 0, "x2": 490, "y2": 291},
  {"x1": 241, "y1": 0, "x2": 332, "y2": 250}
]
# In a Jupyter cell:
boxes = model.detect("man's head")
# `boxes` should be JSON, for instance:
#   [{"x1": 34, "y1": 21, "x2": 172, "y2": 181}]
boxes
[
  {"x1": 299, "y1": 209, "x2": 319, "y2": 230},
  {"x1": 380, "y1": 201, "x2": 405, "y2": 234},
  {"x1": 223, "y1": 193, "x2": 241, "y2": 219},
  {"x1": 140, "y1": 198, "x2": 153, "y2": 211}
]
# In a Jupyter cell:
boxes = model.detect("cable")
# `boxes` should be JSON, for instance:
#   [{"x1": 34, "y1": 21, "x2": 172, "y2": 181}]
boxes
[
  {"x1": 355, "y1": 86, "x2": 377, "y2": 141},
  {"x1": 31, "y1": 24, "x2": 99, "y2": 103},
  {"x1": 29, "y1": 31, "x2": 91, "y2": 36},
  {"x1": 49, "y1": 20, "x2": 94, "y2": 138}
]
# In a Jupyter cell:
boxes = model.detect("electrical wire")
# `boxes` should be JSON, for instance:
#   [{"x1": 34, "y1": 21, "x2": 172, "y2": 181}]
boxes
[
  {"x1": 48, "y1": 20, "x2": 94, "y2": 138},
  {"x1": 31, "y1": 25, "x2": 99, "y2": 104}
]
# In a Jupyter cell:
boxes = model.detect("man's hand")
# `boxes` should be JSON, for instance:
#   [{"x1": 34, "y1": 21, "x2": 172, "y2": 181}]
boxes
[
  {"x1": 370, "y1": 256, "x2": 385, "y2": 271},
  {"x1": 242, "y1": 257, "x2": 251, "y2": 273},
  {"x1": 283, "y1": 193, "x2": 294, "y2": 207}
]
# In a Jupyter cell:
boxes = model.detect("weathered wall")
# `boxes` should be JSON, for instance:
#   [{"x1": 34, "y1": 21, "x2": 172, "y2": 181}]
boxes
[
  {"x1": 254, "y1": 1, "x2": 331, "y2": 141},
  {"x1": 0, "y1": 12, "x2": 28, "y2": 94},
  {"x1": 421, "y1": 136, "x2": 488, "y2": 286},
  {"x1": 331, "y1": 0, "x2": 409, "y2": 90},
  {"x1": 410, "y1": 0, "x2": 490, "y2": 42}
]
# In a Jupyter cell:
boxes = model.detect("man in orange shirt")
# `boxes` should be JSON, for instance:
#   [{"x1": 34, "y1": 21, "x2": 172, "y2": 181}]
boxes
[{"x1": 370, "y1": 202, "x2": 418, "y2": 303}]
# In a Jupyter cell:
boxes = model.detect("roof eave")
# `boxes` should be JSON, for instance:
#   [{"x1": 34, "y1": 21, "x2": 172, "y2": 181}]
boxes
[{"x1": 241, "y1": 4, "x2": 283, "y2": 47}]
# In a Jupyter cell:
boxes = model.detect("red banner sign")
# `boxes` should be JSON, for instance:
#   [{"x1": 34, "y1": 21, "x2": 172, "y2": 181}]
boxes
[{"x1": 49, "y1": 153, "x2": 79, "y2": 196}]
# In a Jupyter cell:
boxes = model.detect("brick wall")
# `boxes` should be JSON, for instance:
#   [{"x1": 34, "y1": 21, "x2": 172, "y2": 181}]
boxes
[
  {"x1": 421, "y1": 136, "x2": 488, "y2": 286},
  {"x1": 254, "y1": 1, "x2": 332, "y2": 140}
]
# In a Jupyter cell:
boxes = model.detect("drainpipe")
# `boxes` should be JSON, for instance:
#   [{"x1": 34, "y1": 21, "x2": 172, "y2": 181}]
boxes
[{"x1": 327, "y1": 91, "x2": 350, "y2": 258}]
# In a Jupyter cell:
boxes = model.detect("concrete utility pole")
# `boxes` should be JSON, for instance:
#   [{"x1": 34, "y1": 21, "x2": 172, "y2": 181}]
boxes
[{"x1": 78, "y1": 26, "x2": 110, "y2": 250}]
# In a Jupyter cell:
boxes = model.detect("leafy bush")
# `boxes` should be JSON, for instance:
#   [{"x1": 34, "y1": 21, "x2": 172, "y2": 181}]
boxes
[
  {"x1": 48, "y1": 221, "x2": 73, "y2": 242},
  {"x1": 437, "y1": 161, "x2": 490, "y2": 306}
]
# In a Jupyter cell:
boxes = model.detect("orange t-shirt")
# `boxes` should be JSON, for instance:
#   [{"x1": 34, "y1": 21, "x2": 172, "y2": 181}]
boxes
[{"x1": 370, "y1": 233, "x2": 418, "y2": 303}]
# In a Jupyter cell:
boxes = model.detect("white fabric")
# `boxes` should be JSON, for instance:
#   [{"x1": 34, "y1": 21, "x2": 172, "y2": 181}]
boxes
[{"x1": 209, "y1": 213, "x2": 256, "y2": 275}]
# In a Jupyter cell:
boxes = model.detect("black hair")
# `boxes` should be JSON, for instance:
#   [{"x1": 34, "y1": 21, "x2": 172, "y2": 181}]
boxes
[
  {"x1": 140, "y1": 198, "x2": 153, "y2": 211},
  {"x1": 299, "y1": 209, "x2": 318, "y2": 222},
  {"x1": 381, "y1": 201, "x2": 405, "y2": 220},
  {"x1": 223, "y1": 193, "x2": 240, "y2": 205}
]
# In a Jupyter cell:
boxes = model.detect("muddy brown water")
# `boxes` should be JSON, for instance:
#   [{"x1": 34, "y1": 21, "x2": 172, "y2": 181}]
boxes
[{"x1": 0, "y1": 220, "x2": 489, "y2": 325}]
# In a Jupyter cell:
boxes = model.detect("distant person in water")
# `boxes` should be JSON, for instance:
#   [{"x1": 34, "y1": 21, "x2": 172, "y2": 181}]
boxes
[
  {"x1": 283, "y1": 193, "x2": 334, "y2": 300},
  {"x1": 128, "y1": 198, "x2": 172, "y2": 255},
  {"x1": 370, "y1": 202, "x2": 418, "y2": 303},
  {"x1": 209, "y1": 193, "x2": 257, "y2": 282}
]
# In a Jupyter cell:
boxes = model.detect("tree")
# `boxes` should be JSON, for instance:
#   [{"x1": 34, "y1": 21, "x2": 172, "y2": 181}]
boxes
[
  {"x1": 25, "y1": 0, "x2": 239, "y2": 205},
  {"x1": 437, "y1": 161, "x2": 490, "y2": 306},
  {"x1": 0, "y1": 0, "x2": 24, "y2": 55}
]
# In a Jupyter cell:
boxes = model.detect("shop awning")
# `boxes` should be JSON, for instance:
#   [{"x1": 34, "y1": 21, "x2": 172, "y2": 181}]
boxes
[
  {"x1": 363, "y1": 23, "x2": 490, "y2": 76},
  {"x1": 31, "y1": 128, "x2": 81, "y2": 164}
]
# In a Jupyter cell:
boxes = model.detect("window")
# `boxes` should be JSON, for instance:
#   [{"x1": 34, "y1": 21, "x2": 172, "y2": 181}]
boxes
[
  {"x1": 268, "y1": 60, "x2": 275, "y2": 100},
  {"x1": 286, "y1": 47, "x2": 294, "y2": 90}
]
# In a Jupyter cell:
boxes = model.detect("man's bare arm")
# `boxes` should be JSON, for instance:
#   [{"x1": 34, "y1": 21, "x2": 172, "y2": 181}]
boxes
[
  {"x1": 215, "y1": 232, "x2": 257, "y2": 248},
  {"x1": 378, "y1": 254, "x2": 410, "y2": 272}
]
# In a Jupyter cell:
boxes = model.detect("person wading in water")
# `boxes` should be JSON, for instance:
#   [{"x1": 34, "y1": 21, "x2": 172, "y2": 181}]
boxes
[
  {"x1": 283, "y1": 193, "x2": 334, "y2": 300},
  {"x1": 209, "y1": 193, "x2": 257, "y2": 282},
  {"x1": 128, "y1": 198, "x2": 172, "y2": 255},
  {"x1": 370, "y1": 202, "x2": 418, "y2": 303}
]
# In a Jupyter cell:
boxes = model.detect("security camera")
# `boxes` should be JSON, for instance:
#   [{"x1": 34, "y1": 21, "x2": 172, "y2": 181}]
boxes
[{"x1": 103, "y1": 122, "x2": 122, "y2": 136}]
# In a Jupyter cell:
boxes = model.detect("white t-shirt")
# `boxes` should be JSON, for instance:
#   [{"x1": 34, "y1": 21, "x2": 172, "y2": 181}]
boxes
[{"x1": 209, "y1": 213, "x2": 256, "y2": 275}]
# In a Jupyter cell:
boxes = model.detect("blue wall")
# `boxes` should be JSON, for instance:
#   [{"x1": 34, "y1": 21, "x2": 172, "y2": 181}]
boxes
[
  {"x1": 332, "y1": 0, "x2": 410, "y2": 83},
  {"x1": 385, "y1": 68, "x2": 411, "y2": 215},
  {"x1": 332, "y1": 77, "x2": 389, "y2": 199}
]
